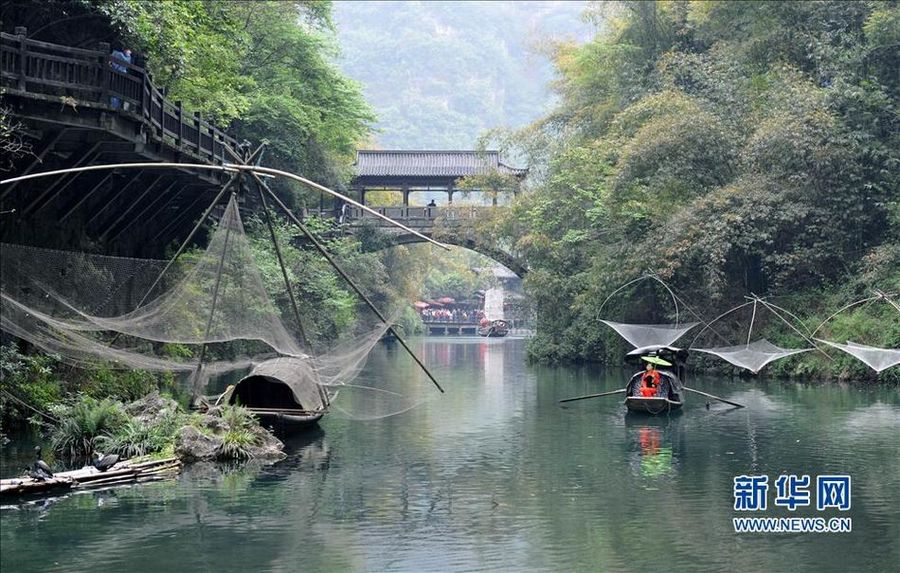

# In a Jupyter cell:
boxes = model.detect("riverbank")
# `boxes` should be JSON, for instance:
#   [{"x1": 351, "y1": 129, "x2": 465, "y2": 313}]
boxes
[{"x1": 1, "y1": 389, "x2": 285, "y2": 482}]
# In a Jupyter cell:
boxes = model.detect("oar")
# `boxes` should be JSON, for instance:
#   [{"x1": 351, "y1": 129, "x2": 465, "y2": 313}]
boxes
[
  {"x1": 559, "y1": 388, "x2": 627, "y2": 403},
  {"x1": 683, "y1": 386, "x2": 745, "y2": 409}
]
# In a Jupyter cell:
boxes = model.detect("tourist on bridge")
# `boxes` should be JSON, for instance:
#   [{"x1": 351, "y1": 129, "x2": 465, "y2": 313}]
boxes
[{"x1": 109, "y1": 47, "x2": 132, "y2": 110}]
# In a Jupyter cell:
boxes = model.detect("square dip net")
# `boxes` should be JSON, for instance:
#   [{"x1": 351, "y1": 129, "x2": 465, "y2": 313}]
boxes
[{"x1": 1, "y1": 195, "x2": 431, "y2": 419}]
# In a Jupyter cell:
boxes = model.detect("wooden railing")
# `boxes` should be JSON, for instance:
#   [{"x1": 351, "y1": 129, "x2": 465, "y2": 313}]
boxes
[
  {"x1": 0, "y1": 27, "x2": 239, "y2": 166},
  {"x1": 302, "y1": 205, "x2": 491, "y2": 229}
]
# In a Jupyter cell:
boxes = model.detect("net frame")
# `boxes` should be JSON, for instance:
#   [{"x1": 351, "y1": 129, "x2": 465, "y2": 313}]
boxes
[{"x1": 810, "y1": 290, "x2": 900, "y2": 373}]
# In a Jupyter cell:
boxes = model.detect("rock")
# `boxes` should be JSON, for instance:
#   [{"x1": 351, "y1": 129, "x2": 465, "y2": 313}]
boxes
[
  {"x1": 197, "y1": 413, "x2": 227, "y2": 434},
  {"x1": 126, "y1": 391, "x2": 179, "y2": 425},
  {"x1": 245, "y1": 426, "x2": 286, "y2": 460},
  {"x1": 175, "y1": 426, "x2": 221, "y2": 462}
]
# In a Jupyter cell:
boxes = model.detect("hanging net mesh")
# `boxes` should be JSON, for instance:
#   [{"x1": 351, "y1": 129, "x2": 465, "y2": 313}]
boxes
[
  {"x1": 693, "y1": 339, "x2": 811, "y2": 374},
  {"x1": 815, "y1": 340, "x2": 900, "y2": 373},
  {"x1": 0, "y1": 196, "x2": 430, "y2": 418},
  {"x1": 600, "y1": 320, "x2": 698, "y2": 349}
]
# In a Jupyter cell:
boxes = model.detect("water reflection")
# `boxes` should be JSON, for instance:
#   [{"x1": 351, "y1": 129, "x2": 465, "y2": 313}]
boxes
[
  {"x1": 1, "y1": 338, "x2": 899, "y2": 573},
  {"x1": 626, "y1": 420, "x2": 677, "y2": 479}
]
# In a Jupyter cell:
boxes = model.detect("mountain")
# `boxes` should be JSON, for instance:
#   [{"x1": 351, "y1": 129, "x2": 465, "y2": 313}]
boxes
[{"x1": 333, "y1": 0, "x2": 591, "y2": 150}]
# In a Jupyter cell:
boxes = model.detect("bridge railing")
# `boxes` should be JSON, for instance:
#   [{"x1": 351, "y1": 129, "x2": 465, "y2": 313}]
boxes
[
  {"x1": 298, "y1": 205, "x2": 489, "y2": 227},
  {"x1": 0, "y1": 28, "x2": 239, "y2": 165}
]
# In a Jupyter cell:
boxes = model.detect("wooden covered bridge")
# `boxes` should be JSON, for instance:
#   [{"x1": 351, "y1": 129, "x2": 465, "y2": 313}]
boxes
[{"x1": 310, "y1": 150, "x2": 530, "y2": 276}]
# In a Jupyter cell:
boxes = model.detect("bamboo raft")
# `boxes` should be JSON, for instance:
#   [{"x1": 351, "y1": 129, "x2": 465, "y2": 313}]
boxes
[{"x1": 0, "y1": 457, "x2": 182, "y2": 498}]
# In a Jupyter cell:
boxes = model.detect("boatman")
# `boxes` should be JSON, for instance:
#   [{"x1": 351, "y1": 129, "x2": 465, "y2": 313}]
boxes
[{"x1": 639, "y1": 360, "x2": 662, "y2": 397}]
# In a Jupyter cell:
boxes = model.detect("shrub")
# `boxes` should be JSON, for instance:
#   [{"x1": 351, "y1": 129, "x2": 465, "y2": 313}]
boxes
[
  {"x1": 219, "y1": 404, "x2": 258, "y2": 432},
  {"x1": 0, "y1": 345, "x2": 63, "y2": 426},
  {"x1": 49, "y1": 396, "x2": 127, "y2": 458}
]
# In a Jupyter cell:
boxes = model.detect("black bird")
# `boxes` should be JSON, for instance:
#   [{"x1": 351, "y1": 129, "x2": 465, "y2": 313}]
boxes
[
  {"x1": 33, "y1": 445, "x2": 53, "y2": 477},
  {"x1": 92, "y1": 451, "x2": 120, "y2": 472},
  {"x1": 24, "y1": 466, "x2": 51, "y2": 481}
]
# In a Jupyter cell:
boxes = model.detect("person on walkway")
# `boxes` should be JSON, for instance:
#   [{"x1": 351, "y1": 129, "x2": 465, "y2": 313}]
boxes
[
  {"x1": 425, "y1": 198, "x2": 437, "y2": 218},
  {"x1": 109, "y1": 47, "x2": 132, "y2": 110}
]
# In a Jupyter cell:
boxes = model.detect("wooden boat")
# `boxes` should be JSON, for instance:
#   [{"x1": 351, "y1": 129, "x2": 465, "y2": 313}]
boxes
[
  {"x1": 221, "y1": 357, "x2": 330, "y2": 433},
  {"x1": 623, "y1": 346, "x2": 688, "y2": 415},
  {"x1": 478, "y1": 319, "x2": 510, "y2": 337}
]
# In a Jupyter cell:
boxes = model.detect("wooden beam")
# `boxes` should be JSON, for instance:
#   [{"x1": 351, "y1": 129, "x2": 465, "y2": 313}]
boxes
[
  {"x1": 20, "y1": 141, "x2": 103, "y2": 216},
  {"x1": 108, "y1": 179, "x2": 180, "y2": 242},
  {"x1": 85, "y1": 170, "x2": 145, "y2": 227},
  {"x1": 150, "y1": 186, "x2": 211, "y2": 243},
  {"x1": 99, "y1": 173, "x2": 164, "y2": 241},
  {"x1": 58, "y1": 171, "x2": 113, "y2": 223}
]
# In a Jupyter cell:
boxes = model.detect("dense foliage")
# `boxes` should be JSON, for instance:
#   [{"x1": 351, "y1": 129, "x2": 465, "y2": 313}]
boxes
[
  {"x1": 99, "y1": 0, "x2": 374, "y2": 187},
  {"x1": 490, "y1": 1, "x2": 899, "y2": 379}
]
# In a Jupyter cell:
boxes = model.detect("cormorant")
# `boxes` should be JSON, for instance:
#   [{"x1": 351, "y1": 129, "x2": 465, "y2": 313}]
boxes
[
  {"x1": 92, "y1": 451, "x2": 120, "y2": 472},
  {"x1": 33, "y1": 445, "x2": 53, "y2": 477},
  {"x1": 24, "y1": 466, "x2": 52, "y2": 481}
]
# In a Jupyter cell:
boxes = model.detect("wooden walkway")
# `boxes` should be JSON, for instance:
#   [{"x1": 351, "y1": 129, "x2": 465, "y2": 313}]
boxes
[
  {"x1": 1, "y1": 27, "x2": 240, "y2": 167},
  {"x1": 0, "y1": 27, "x2": 242, "y2": 256}
]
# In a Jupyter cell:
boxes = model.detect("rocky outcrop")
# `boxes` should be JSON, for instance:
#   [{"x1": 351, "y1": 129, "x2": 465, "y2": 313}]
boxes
[
  {"x1": 174, "y1": 426, "x2": 220, "y2": 462},
  {"x1": 173, "y1": 407, "x2": 285, "y2": 462},
  {"x1": 125, "y1": 391, "x2": 179, "y2": 425}
]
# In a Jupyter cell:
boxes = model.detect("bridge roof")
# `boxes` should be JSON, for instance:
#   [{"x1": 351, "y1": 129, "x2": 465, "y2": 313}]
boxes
[{"x1": 355, "y1": 150, "x2": 527, "y2": 180}]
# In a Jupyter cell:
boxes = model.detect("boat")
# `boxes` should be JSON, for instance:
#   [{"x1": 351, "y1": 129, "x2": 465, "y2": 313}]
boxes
[
  {"x1": 220, "y1": 357, "x2": 330, "y2": 433},
  {"x1": 478, "y1": 319, "x2": 510, "y2": 337},
  {"x1": 623, "y1": 346, "x2": 688, "y2": 415}
]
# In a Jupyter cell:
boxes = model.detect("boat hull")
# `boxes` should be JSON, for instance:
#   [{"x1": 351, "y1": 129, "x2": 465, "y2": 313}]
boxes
[
  {"x1": 248, "y1": 408, "x2": 325, "y2": 433},
  {"x1": 477, "y1": 328, "x2": 508, "y2": 337},
  {"x1": 624, "y1": 396, "x2": 683, "y2": 414},
  {"x1": 478, "y1": 319, "x2": 510, "y2": 337}
]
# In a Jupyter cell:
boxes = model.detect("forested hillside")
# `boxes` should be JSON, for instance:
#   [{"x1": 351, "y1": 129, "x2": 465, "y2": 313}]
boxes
[
  {"x1": 484, "y1": 1, "x2": 899, "y2": 379},
  {"x1": 333, "y1": 0, "x2": 591, "y2": 148}
]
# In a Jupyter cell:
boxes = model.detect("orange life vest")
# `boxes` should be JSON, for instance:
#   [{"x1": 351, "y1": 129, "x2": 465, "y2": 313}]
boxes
[{"x1": 640, "y1": 371, "x2": 661, "y2": 396}]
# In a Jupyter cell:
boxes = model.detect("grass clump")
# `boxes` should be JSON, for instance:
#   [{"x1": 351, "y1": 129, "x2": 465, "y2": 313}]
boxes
[
  {"x1": 215, "y1": 405, "x2": 260, "y2": 460},
  {"x1": 49, "y1": 396, "x2": 127, "y2": 458}
]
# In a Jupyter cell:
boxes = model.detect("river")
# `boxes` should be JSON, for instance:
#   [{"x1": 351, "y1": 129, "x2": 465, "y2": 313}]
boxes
[{"x1": 1, "y1": 337, "x2": 898, "y2": 572}]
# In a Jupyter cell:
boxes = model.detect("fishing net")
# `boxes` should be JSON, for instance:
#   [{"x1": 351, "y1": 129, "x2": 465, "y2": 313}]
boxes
[
  {"x1": 692, "y1": 339, "x2": 811, "y2": 374},
  {"x1": 1, "y1": 195, "x2": 432, "y2": 418},
  {"x1": 815, "y1": 340, "x2": 900, "y2": 373},
  {"x1": 600, "y1": 320, "x2": 698, "y2": 349}
]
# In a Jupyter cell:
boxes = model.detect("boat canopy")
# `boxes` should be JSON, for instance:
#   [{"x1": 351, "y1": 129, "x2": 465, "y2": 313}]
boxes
[{"x1": 231, "y1": 357, "x2": 328, "y2": 411}]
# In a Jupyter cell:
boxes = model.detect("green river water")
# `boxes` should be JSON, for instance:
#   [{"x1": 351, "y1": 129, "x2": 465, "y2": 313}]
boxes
[{"x1": 1, "y1": 337, "x2": 898, "y2": 572}]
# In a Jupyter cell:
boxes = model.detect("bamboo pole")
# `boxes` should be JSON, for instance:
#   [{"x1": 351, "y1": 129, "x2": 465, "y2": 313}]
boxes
[
  {"x1": 191, "y1": 195, "x2": 235, "y2": 403},
  {"x1": 252, "y1": 176, "x2": 312, "y2": 350},
  {"x1": 251, "y1": 172, "x2": 445, "y2": 394},
  {"x1": 559, "y1": 388, "x2": 626, "y2": 403},
  {"x1": 0, "y1": 162, "x2": 451, "y2": 250},
  {"x1": 683, "y1": 386, "x2": 745, "y2": 408}
]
